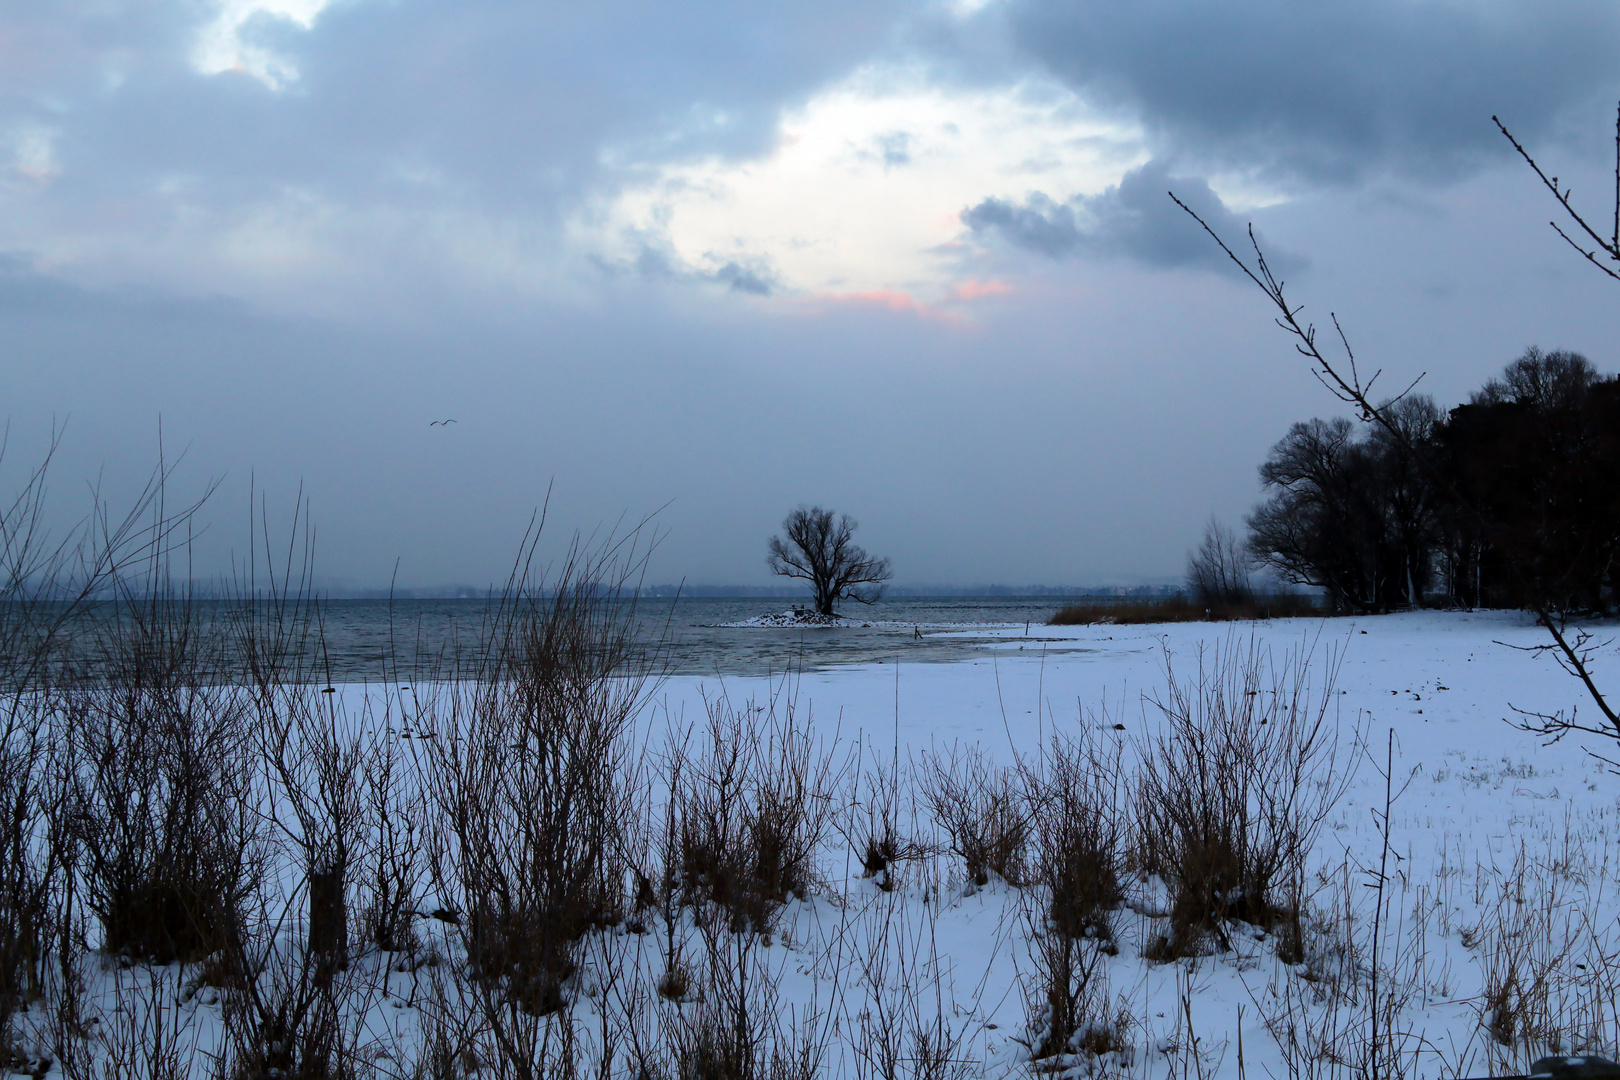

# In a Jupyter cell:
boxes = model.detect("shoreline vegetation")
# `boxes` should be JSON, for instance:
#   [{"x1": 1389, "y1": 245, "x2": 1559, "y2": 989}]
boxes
[
  {"x1": 5, "y1": 559, "x2": 1616, "y2": 1078},
  {"x1": 1049, "y1": 592, "x2": 1325, "y2": 626}
]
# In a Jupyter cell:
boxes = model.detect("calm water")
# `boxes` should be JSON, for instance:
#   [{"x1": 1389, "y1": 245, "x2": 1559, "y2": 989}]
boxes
[
  {"x1": 19, "y1": 595, "x2": 1122, "y2": 683},
  {"x1": 309, "y1": 595, "x2": 1101, "y2": 680}
]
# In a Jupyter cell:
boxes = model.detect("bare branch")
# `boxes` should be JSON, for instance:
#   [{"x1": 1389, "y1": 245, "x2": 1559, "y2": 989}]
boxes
[{"x1": 1495, "y1": 113, "x2": 1620, "y2": 275}]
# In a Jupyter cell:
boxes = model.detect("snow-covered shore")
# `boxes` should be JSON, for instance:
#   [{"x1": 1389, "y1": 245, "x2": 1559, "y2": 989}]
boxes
[{"x1": 17, "y1": 609, "x2": 1620, "y2": 1079}]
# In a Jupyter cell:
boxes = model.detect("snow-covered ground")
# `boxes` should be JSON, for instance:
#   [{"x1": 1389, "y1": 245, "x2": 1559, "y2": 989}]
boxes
[{"x1": 20, "y1": 609, "x2": 1620, "y2": 1078}]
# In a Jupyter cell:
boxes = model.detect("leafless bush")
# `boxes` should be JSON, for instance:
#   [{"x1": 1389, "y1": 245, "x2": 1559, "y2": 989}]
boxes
[
  {"x1": 652, "y1": 921, "x2": 824, "y2": 1080},
  {"x1": 422, "y1": 525, "x2": 658, "y2": 1019},
  {"x1": 670, "y1": 691, "x2": 840, "y2": 933},
  {"x1": 216, "y1": 935, "x2": 360, "y2": 1080},
  {"x1": 396, "y1": 1011, "x2": 474, "y2": 1080},
  {"x1": 68, "y1": 584, "x2": 265, "y2": 966},
  {"x1": 1017, "y1": 725, "x2": 1132, "y2": 1071},
  {"x1": 1134, "y1": 635, "x2": 1351, "y2": 960},
  {"x1": 847, "y1": 890, "x2": 971, "y2": 1080},
  {"x1": 920, "y1": 745, "x2": 1027, "y2": 888},
  {"x1": 1026, "y1": 727, "x2": 1125, "y2": 944},
  {"x1": 0, "y1": 703, "x2": 65, "y2": 1062},
  {"x1": 357, "y1": 708, "x2": 426, "y2": 958},
  {"x1": 0, "y1": 434, "x2": 204, "y2": 1062},
  {"x1": 837, "y1": 747, "x2": 927, "y2": 894},
  {"x1": 1026, "y1": 927, "x2": 1133, "y2": 1068},
  {"x1": 231, "y1": 493, "x2": 366, "y2": 973},
  {"x1": 257, "y1": 685, "x2": 366, "y2": 976},
  {"x1": 56, "y1": 967, "x2": 198, "y2": 1080}
]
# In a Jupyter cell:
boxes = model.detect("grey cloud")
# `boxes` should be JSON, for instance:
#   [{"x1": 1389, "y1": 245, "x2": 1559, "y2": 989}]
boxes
[
  {"x1": 1004, "y1": 0, "x2": 1620, "y2": 183},
  {"x1": 619, "y1": 239, "x2": 778, "y2": 295},
  {"x1": 963, "y1": 159, "x2": 1296, "y2": 273},
  {"x1": 962, "y1": 192, "x2": 1082, "y2": 257},
  {"x1": 712, "y1": 261, "x2": 776, "y2": 296},
  {"x1": 6, "y1": 0, "x2": 921, "y2": 247}
]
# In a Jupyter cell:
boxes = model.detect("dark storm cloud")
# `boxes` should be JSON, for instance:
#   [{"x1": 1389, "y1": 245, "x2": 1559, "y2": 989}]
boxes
[
  {"x1": 1005, "y1": 0, "x2": 1620, "y2": 183},
  {"x1": 963, "y1": 160, "x2": 1293, "y2": 273}
]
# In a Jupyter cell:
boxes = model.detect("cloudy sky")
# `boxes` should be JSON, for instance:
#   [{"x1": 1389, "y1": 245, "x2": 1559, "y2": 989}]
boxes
[{"x1": 3, "y1": 0, "x2": 1618, "y2": 590}]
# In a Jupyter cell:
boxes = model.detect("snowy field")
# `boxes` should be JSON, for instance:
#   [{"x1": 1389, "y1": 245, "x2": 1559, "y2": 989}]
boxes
[{"x1": 14, "y1": 609, "x2": 1620, "y2": 1079}]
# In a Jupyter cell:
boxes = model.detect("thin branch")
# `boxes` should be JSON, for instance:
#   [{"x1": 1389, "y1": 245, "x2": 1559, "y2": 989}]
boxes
[
  {"x1": 1548, "y1": 220, "x2": 1620, "y2": 282},
  {"x1": 1494, "y1": 114, "x2": 1620, "y2": 259}
]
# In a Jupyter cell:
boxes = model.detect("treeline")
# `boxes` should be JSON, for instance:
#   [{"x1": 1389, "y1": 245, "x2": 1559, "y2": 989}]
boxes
[{"x1": 1244, "y1": 347, "x2": 1620, "y2": 614}]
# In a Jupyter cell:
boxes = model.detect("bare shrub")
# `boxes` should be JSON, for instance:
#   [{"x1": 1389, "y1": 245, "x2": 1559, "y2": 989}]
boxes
[
  {"x1": 1026, "y1": 928, "x2": 1133, "y2": 1067},
  {"x1": 397, "y1": 1012, "x2": 474, "y2": 1080},
  {"x1": 69, "y1": 586, "x2": 265, "y2": 966},
  {"x1": 656, "y1": 923, "x2": 824, "y2": 1080},
  {"x1": 0, "y1": 703, "x2": 63, "y2": 1061},
  {"x1": 1018, "y1": 724, "x2": 1133, "y2": 1071},
  {"x1": 256, "y1": 685, "x2": 366, "y2": 976},
  {"x1": 848, "y1": 890, "x2": 972, "y2": 1080},
  {"x1": 1026, "y1": 727, "x2": 1125, "y2": 943},
  {"x1": 422, "y1": 526, "x2": 658, "y2": 1018},
  {"x1": 60, "y1": 968, "x2": 198, "y2": 1080},
  {"x1": 0, "y1": 435, "x2": 202, "y2": 1061},
  {"x1": 216, "y1": 939, "x2": 359, "y2": 1080},
  {"x1": 670, "y1": 690, "x2": 840, "y2": 933},
  {"x1": 1134, "y1": 635, "x2": 1351, "y2": 959},
  {"x1": 233, "y1": 494, "x2": 366, "y2": 973},
  {"x1": 837, "y1": 747, "x2": 926, "y2": 894},
  {"x1": 357, "y1": 707, "x2": 426, "y2": 957},
  {"x1": 920, "y1": 745, "x2": 1026, "y2": 888}
]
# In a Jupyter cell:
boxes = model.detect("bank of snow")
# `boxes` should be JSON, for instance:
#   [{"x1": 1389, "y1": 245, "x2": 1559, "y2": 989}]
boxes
[{"x1": 28, "y1": 609, "x2": 1620, "y2": 1079}]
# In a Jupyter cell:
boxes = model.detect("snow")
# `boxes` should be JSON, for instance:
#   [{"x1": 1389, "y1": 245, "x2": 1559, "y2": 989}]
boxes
[
  {"x1": 714, "y1": 608, "x2": 1021, "y2": 628},
  {"x1": 20, "y1": 609, "x2": 1620, "y2": 1078}
]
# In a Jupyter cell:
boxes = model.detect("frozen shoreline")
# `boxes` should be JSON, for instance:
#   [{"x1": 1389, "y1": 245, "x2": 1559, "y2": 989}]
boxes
[{"x1": 19, "y1": 608, "x2": 1620, "y2": 1078}]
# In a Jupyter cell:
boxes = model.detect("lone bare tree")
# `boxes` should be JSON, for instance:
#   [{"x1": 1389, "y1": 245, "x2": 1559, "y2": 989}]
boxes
[
  {"x1": 767, "y1": 506, "x2": 892, "y2": 617},
  {"x1": 1185, "y1": 516, "x2": 1253, "y2": 607}
]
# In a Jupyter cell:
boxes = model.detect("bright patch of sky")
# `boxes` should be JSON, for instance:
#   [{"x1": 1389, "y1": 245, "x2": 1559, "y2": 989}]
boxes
[
  {"x1": 193, "y1": 0, "x2": 332, "y2": 88},
  {"x1": 579, "y1": 68, "x2": 1148, "y2": 305},
  {"x1": 6, "y1": 123, "x2": 60, "y2": 183}
]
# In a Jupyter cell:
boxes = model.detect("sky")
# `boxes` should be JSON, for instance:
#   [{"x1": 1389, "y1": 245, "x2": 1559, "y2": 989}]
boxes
[{"x1": 2, "y1": 0, "x2": 1618, "y2": 591}]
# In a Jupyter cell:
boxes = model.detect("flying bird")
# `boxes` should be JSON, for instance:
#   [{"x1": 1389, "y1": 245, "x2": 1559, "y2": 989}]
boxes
[{"x1": 429, "y1": 419, "x2": 457, "y2": 426}]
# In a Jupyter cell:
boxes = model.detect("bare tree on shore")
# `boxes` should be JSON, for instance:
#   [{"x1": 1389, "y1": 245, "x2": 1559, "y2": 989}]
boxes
[{"x1": 767, "y1": 506, "x2": 892, "y2": 618}]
